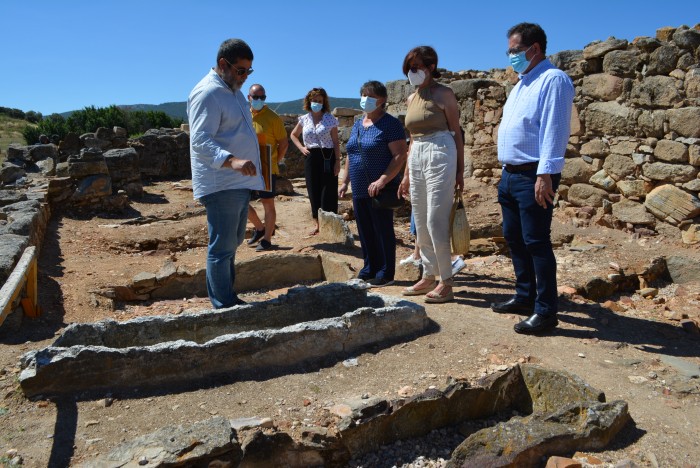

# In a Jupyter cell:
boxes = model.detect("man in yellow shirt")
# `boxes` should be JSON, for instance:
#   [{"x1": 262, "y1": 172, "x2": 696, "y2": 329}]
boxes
[{"x1": 246, "y1": 83, "x2": 289, "y2": 251}]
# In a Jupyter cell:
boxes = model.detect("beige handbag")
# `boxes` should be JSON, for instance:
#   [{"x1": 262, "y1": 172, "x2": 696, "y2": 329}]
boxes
[{"x1": 450, "y1": 189, "x2": 470, "y2": 255}]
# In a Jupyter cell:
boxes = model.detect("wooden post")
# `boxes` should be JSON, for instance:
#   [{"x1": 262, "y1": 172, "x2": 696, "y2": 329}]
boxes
[{"x1": 0, "y1": 246, "x2": 40, "y2": 326}]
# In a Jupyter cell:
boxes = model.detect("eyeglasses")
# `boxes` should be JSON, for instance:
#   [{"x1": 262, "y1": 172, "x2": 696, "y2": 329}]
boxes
[
  {"x1": 250, "y1": 95, "x2": 266, "y2": 101},
  {"x1": 223, "y1": 58, "x2": 254, "y2": 76},
  {"x1": 506, "y1": 44, "x2": 532, "y2": 56}
]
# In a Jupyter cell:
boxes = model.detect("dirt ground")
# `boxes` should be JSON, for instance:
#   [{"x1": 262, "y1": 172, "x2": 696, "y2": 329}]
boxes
[{"x1": 1, "y1": 177, "x2": 699, "y2": 467}]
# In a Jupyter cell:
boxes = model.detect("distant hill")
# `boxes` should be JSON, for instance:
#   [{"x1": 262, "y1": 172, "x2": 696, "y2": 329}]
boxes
[{"x1": 60, "y1": 97, "x2": 361, "y2": 121}]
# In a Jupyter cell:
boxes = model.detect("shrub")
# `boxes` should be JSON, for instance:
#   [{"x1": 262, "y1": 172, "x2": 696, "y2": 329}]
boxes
[{"x1": 19, "y1": 105, "x2": 183, "y2": 144}]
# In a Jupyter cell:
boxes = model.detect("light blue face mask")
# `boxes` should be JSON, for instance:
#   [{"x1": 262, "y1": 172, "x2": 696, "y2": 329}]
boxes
[
  {"x1": 310, "y1": 102, "x2": 323, "y2": 113},
  {"x1": 360, "y1": 96, "x2": 378, "y2": 113},
  {"x1": 250, "y1": 99, "x2": 265, "y2": 111},
  {"x1": 509, "y1": 45, "x2": 533, "y2": 74}
]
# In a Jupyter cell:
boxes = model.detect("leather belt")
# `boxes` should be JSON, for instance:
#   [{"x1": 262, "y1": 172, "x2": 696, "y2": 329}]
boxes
[{"x1": 504, "y1": 162, "x2": 538, "y2": 173}]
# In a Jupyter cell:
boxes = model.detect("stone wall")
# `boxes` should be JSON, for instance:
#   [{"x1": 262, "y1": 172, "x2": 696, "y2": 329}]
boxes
[{"x1": 385, "y1": 24, "x2": 700, "y2": 242}]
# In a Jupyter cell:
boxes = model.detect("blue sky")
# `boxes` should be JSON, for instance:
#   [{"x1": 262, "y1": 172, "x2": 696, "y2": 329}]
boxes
[{"x1": 1, "y1": 1, "x2": 697, "y2": 116}]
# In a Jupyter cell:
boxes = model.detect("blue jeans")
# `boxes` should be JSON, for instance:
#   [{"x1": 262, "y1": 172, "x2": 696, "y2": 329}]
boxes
[
  {"x1": 353, "y1": 197, "x2": 396, "y2": 281},
  {"x1": 497, "y1": 170, "x2": 561, "y2": 317},
  {"x1": 200, "y1": 189, "x2": 250, "y2": 309}
]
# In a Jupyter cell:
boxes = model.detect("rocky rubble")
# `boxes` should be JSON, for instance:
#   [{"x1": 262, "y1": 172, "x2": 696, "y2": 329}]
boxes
[{"x1": 80, "y1": 365, "x2": 630, "y2": 468}]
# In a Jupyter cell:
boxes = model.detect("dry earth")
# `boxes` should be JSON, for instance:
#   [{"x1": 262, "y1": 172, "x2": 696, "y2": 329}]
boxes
[{"x1": 1, "y1": 178, "x2": 699, "y2": 467}]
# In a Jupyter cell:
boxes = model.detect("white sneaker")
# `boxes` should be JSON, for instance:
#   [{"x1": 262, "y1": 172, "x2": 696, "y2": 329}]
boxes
[
  {"x1": 400, "y1": 254, "x2": 421, "y2": 267},
  {"x1": 451, "y1": 256, "x2": 466, "y2": 277}
]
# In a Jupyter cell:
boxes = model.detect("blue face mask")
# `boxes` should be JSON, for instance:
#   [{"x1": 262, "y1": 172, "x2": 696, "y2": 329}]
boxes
[
  {"x1": 250, "y1": 99, "x2": 265, "y2": 111},
  {"x1": 509, "y1": 45, "x2": 533, "y2": 74},
  {"x1": 360, "y1": 96, "x2": 378, "y2": 113},
  {"x1": 310, "y1": 102, "x2": 323, "y2": 113}
]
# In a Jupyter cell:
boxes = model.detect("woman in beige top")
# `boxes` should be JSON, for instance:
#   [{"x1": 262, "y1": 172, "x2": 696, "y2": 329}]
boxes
[{"x1": 399, "y1": 46, "x2": 464, "y2": 303}]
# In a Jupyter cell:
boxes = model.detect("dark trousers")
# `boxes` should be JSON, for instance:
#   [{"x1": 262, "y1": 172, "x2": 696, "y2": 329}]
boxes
[
  {"x1": 353, "y1": 197, "x2": 396, "y2": 281},
  {"x1": 497, "y1": 169, "x2": 561, "y2": 317},
  {"x1": 305, "y1": 147, "x2": 338, "y2": 218}
]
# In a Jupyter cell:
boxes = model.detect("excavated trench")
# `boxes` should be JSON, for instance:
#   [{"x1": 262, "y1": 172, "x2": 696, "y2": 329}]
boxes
[{"x1": 19, "y1": 282, "x2": 431, "y2": 399}]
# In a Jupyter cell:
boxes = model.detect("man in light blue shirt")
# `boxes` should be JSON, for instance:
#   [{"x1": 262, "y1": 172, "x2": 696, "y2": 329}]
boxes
[
  {"x1": 188, "y1": 38, "x2": 264, "y2": 309},
  {"x1": 491, "y1": 23, "x2": 575, "y2": 335}
]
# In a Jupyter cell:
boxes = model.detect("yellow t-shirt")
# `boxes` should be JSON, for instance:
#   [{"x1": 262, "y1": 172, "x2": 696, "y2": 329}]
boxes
[{"x1": 251, "y1": 106, "x2": 287, "y2": 175}]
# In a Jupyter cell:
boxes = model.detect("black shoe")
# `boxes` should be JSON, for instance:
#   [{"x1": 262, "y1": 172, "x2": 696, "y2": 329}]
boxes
[
  {"x1": 514, "y1": 313, "x2": 558, "y2": 335},
  {"x1": 247, "y1": 229, "x2": 265, "y2": 246},
  {"x1": 366, "y1": 277, "x2": 394, "y2": 288},
  {"x1": 358, "y1": 274, "x2": 373, "y2": 281},
  {"x1": 491, "y1": 297, "x2": 535, "y2": 315},
  {"x1": 255, "y1": 239, "x2": 273, "y2": 251}
]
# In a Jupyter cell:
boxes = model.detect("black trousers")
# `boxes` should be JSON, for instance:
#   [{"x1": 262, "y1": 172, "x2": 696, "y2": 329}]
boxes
[{"x1": 305, "y1": 147, "x2": 338, "y2": 218}]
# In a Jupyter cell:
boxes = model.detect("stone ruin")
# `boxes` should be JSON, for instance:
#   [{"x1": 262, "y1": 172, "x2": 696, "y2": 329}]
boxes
[
  {"x1": 5, "y1": 22, "x2": 699, "y2": 466},
  {"x1": 19, "y1": 282, "x2": 430, "y2": 398},
  {"x1": 79, "y1": 365, "x2": 630, "y2": 467}
]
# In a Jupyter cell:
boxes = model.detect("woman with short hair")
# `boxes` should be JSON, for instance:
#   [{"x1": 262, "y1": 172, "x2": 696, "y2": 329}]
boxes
[
  {"x1": 340, "y1": 81, "x2": 408, "y2": 287},
  {"x1": 399, "y1": 46, "x2": 465, "y2": 303}
]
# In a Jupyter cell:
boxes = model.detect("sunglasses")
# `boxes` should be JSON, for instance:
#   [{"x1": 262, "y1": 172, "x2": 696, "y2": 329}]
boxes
[
  {"x1": 224, "y1": 58, "x2": 254, "y2": 76},
  {"x1": 250, "y1": 95, "x2": 266, "y2": 101}
]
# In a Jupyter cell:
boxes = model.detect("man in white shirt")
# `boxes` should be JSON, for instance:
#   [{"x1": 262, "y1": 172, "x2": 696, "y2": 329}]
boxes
[
  {"x1": 491, "y1": 23, "x2": 574, "y2": 334},
  {"x1": 187, "y1": 38, "x2": 264, "y2": 308}
]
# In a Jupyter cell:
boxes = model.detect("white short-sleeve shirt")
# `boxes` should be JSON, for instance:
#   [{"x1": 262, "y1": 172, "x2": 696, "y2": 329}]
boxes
[{"x1": 299, "y1": 112, "x2": 338, "y2": 149}]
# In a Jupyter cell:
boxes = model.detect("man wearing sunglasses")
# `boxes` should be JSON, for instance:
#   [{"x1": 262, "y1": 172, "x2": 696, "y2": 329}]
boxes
[
  {"x1": 246, "y1": 83, "x2": 288, "y2": 251},
  {"x1": 491, "y1": 23, "x2": 574, "y2": 335},
  {"x1": 187, "y1": 38, "x2": 264, "y2": 309}
]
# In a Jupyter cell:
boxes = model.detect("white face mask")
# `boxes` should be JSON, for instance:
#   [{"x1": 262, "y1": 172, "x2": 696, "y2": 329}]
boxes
[{"x1": 407, "y1": 69, "x2": 426, "y2": 86}]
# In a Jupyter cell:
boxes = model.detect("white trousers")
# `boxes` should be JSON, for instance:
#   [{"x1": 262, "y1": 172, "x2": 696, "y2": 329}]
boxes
[{"x1": 409, "y1": 131, "x2": 457, "y2": 281}]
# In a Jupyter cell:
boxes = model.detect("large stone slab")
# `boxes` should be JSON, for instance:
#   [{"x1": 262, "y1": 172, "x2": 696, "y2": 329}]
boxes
[
  {"x1": 582, "y1": 38, "x2": 628, "y2": 59},
  {"x1": 647, "y1": 44, "x2": 680, "y2": 75},
  {"x1": 667, "y1": 107, "x2": 700, "y2": 138},
  {"x1": 449, "y1": 79, "x2": 500, "y2": 100},
  {"x1": 81, "y1": 416, "x2": 241, "y2": 468},
  {"x1": 666, "y1": 255, "x2": 700, "y2": 284},
  {"x1": 581, "y1": 73, "x2": 624, "y2": 101},
  {"x1": 19, "y1": 283, "x2": 429, "y2": 398},
  {"x1": 448, "y1": 400, "x2": 629, "y2": 468},
  {"x1": 567, "y1": 184, "x2": 608, "y2": 207},
  {"x1": 589, "y1": 170, "x2": 616, "y2": 191},
  {"x1": 630, "y1": 76, "x2": 682, "y2": 108},
  {"x1": 644, "y1": 184, "x2": 700, "y2": 224},
  {"x1": 318, "y1": 209, "x2": 354, "y2": 247},
  {"x1": 585, "y1": 102, "x2": 630, "y2": 135},
  {"x1": 602, "y1": 50, "x2": 641, "y2": 77},
  {"x1": 654, "y1": 140, "x2": 689, "y2": 163},
  {"x1": 80, "y1": 365, "x2": 629, "y2": 468},
  {"x1": 603, "y1": 154, "x2": 635, "y2": 181},
  {"x1": 561, "y1": 158, "x2": 594, "y2": 185},
  {"x1": 0, "y1": 234, "x2": 29, "y2": 285},
  {"x1": 612, "y1": 199, "x2": 655, "y2": 225},
  {"x1": 672, "y1": 27, "x2": 700, "y2": 50},
  {"x1": 467, "y1": 145, "x2": 499, "y2": 169},
  {"x1": 448, "y1": 365, "x2": 627, "y2": 467},
  {"x1": 617, "y1": 180, "x2": 647, "y2": 198},
  {"x1": 580, "y1": 139, "x2": 608, "y2": 158},
  {"x1": 642, "y1": 162, "x2": 698, "y2": 183}
]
